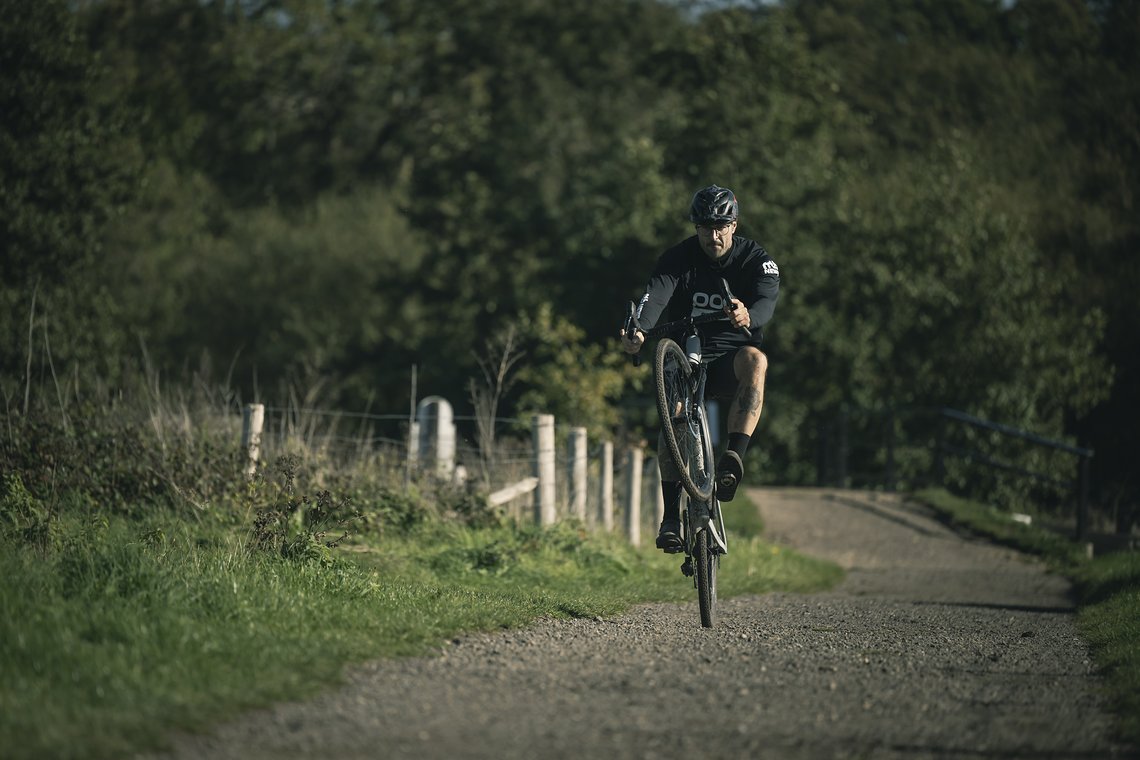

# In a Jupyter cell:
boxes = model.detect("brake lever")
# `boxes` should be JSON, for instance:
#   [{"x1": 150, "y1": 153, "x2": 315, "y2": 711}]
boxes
[
  {"x1": 623, "y1": 301, "x2": 642, "y2": 367},
  {"x1": 719, "y1": 278, "x2": 751, "y2": 337}
]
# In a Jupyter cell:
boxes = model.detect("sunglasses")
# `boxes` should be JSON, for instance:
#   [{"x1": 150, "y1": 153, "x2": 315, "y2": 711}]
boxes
[{"x1": 695, "y1": 221, "x2": 735, "y2": 234}]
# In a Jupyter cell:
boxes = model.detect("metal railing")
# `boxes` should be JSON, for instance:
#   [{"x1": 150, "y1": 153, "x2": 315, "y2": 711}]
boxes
[{"x1": 817, "y1": 406, "x2": 1095, "y2": 540}]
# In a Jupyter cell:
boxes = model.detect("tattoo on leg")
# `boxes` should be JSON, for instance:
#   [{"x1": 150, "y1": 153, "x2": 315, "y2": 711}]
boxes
[
  {"x1": 739, "y1": 388, "x2": 762, "y2": 414},
  {"x1": 730, "y1": 387, "x2": 763, "y2": 428}
]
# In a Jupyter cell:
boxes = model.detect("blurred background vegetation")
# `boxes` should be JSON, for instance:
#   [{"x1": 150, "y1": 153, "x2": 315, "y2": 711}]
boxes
[{"x1": 2, "y1": 0, "x2": 1137, "y2": 524}]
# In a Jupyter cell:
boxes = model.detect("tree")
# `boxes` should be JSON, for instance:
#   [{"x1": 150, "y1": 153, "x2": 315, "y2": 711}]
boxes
[
  {"x1": 0, "y1": 0, "x2": 139, "y2": 387},
  {"x1": 511, "y1": 304, "x2": 638, "y2": 440},
  {"x1": 30, "y1": 0, "x2": 1128, "y2": 516}
]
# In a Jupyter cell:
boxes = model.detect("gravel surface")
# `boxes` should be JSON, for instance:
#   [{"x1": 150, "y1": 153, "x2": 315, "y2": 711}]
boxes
[{"x1": 149, "y1": 488, "x2": 1135, "y2": 759}]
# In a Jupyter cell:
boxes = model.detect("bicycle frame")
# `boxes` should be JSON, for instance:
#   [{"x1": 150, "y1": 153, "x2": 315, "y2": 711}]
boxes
[
  {"x1": 625, "y1": 304, "x2": 730, "y2": 554},
  {"x1": 624, "y1": 290, "x2": 740, "y2": 627}
]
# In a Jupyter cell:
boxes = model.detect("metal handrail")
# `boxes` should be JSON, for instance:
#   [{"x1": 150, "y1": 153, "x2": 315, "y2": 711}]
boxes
[
  {"x1": 818, "y1": 405, "x2": 1095, "y2": 540},
  {"x1": 935, "y1": 407, "x2": 1093, "y2": 458}
]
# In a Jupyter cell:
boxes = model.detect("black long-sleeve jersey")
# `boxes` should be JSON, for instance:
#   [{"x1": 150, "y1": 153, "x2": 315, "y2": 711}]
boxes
[{"x1": 635, "y1": 234, "x2": 780, "y2": 361}]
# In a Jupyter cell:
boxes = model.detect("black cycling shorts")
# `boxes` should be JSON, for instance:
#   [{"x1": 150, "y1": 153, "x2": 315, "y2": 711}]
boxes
[
  {"x1": 705, "y1": 349, "x2": 743, "y2": 401},
  {"x1": 658, "y1": 346, "x2": 755, "y2": 482}
]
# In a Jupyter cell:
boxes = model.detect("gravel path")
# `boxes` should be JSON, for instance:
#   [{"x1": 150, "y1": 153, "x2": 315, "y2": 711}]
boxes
[{"x1": 150, "y1": 488, "x2": 1134, "y2": 759}]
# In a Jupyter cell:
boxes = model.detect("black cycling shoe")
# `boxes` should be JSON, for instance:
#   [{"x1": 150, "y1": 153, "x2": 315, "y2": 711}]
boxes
[
  {"x1": 655, "y1": 518, "x2": 684, "y2": 553},
  {"x1": 716, "y1": 450, "x2": 744, "y2": 502}
]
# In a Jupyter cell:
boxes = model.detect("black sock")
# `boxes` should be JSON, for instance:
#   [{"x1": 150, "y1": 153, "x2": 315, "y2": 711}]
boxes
[
  {"x1": 661, "y1": 481, "x2": 682, "y2": 522},
  {"x1": 728, "y1": 432, "x2": 751, "y2": 458}
]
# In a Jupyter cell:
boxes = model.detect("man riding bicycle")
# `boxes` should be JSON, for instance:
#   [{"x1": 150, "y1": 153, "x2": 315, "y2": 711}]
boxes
[{"x1": 619, "y1": 185, "x2": 780, "y2": 552}]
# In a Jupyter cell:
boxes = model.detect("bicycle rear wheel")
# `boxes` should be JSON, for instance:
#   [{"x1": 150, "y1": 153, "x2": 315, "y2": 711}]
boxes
[
  {"x1": 695, "y1": 529, "x2": 718, "y2": 628},
  {"x1": 654, "y1": 338, "x2": 715, "y2": 502}
]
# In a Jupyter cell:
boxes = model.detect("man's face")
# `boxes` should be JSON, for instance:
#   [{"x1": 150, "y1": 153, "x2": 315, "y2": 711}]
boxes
[{"x1": 695, "y1": 220, "x2": 737, "y2": 260}]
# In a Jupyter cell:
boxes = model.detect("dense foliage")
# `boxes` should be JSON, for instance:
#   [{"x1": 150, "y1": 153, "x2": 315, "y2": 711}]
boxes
[{"x1": 2, "y1": 0, "x2": 1137, "y2": 518}]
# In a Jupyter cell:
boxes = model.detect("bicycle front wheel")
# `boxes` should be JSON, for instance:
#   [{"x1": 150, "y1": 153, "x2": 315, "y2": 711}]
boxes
[
  {"x1": 695, "y1": 529, "x2": 718, "y2": 628},
  {"x1": 655, "y1": 338, "x2": 715, "y2": 502}
]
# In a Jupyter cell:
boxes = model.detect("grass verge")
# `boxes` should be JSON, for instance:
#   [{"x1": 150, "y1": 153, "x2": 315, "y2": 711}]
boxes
[
  {"x1": 913, "y1": 488, "x2": 1140, "y2": 746},
  {"x1": 0, "y1": 488, "x2": 838, "y2": 760}
]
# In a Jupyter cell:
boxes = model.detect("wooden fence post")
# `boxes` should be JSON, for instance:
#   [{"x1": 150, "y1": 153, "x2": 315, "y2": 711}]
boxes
[
  {"x1": 625, "y1": 446, "x2": 643, "y2": 546},
  {"x1": 648, "y1": 457, "x2": 664, "y2": 530},
  {"x1": 533, "y1": 414, "x2": 556, "y2": 526},
  {"x1": 1077, "y1": 455, "x2": 1091, "y2": 542},
  {"x1": 884, "y1": 409, "x2": 896, "y2": 492},
  {"x1": 405, "y1": 420, "x2": 419, "y2": 487},
  {"x1": 598, "y1": 441, "x2": 614, "y2": 531},
  {"x1": 838, "y1": 405, "x2": 850, "y2": 488},
  {"x1": 568, "y1": 427, "x2": 588, "y2": 522},
  {"x1": 241, "y1": 403, "x2": 265, "y2": 478},
  {"x1": 489, "y1": 477, "x2": 539, "y2": 508},
  {"x1": 405, "y1": 364, "x2": 418, "y2": 487}
]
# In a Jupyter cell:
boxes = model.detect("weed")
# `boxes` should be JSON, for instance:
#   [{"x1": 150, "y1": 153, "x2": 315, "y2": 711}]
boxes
[
  {"x1": 248, "y1": 455, "x2": 361, "y2": 561},
  {"x1": 435, "y1": 481, "x2": 503, "y2": 528},
  {"x1": 0, "y1": 372, "x2": 843, "y2": 759},
  {"x1": 355, "y1": 484, "x2": 427, "y2": 532},
  {"x1": 0, "y1": 473, "x2": 58, "y2": 556},
  {"x1": 2, "y1": 401, "x2": 243, "y2": 517},
  {"x1": 429, "y1": 540, "x2": 519, "y2": 576}
]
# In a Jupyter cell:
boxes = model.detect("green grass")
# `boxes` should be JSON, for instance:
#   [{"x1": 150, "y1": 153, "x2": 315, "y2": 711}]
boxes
[
  {"x1": 912, "y1": 488, "x2": 1087, "y2": 569},
  {"x1": 913, "y1": 488, "x2": 1140, "y2": 746},
  {"x1": 1073, "y1": 551, "x2": 1140, "y2": 743},
  {"x1": 0, "y1": 490, "x2": 839, "y2": 760}
]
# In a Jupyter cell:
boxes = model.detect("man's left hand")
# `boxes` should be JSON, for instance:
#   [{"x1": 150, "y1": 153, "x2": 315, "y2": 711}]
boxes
[{"x1": 725, "y1": 298, "x2": 750, "y2": 330}]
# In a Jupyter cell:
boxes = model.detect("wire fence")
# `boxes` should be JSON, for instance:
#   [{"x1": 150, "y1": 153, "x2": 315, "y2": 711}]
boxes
[{"x1": 240, "y1": 400, "x2": 666, "y2": 545}]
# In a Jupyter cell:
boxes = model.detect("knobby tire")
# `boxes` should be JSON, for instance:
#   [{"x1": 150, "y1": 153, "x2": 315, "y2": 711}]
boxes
[
  {"x1": 654, "y1": 338, "x2": 714, "y2": 503},
  {"x1": 696, "y1": 529, "x2": 717, "y2": 628}
]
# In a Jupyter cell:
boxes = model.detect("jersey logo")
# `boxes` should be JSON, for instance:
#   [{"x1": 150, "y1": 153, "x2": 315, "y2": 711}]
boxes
[
  {"x1": 763, "y1": 260, "x2": 779, "y2": 277},
  {"x1": 691, "y1": 291, "x2": 726, "y2": 316}
]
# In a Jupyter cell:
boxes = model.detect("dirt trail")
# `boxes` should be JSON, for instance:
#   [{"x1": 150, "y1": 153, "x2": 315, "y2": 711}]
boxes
[{"x1": 149, "y1": 488, "x2": 1133, "y2": 759}]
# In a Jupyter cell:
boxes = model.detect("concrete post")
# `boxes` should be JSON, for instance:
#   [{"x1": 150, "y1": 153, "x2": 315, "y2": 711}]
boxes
[
  {"x1": 416, "y1": 397, "x2": 455, "y2": 479},
  {"x1": 533, "y1": 414, "x2": 556, "y2": 526},
  {"x1": 598, "y1": 441, "x2": 614, "y2": 531},
  {"x1": 568, "y1": 427, "x2": 588, "y2": 522},
  {"x1": 625, "y1": 446, "x2": 643, "y2": 546}
]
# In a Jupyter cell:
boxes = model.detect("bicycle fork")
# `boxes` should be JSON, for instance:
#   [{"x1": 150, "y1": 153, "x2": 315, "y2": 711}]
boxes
[
  {"x1": 681, "y1": 498, "x2": 727, "y2": 578},
  {"x1": 681, "y1": 502, "x2": 702, "y2": 578}
]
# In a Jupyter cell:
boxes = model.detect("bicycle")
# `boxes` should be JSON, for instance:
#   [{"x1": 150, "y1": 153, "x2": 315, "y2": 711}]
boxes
[{"x1": 622, "y1": 279, "x2": 743, "y2": 628}]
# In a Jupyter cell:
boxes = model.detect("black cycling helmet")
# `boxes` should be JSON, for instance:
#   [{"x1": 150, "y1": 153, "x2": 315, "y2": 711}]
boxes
[{"x1": 688, "y1": 184, "x2": 739, "y2": 225}]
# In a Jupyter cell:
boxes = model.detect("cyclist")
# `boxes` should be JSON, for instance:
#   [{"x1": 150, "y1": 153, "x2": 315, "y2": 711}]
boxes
[{"x1": 619, "y1": 184, "x2": 780, "y2": 552}]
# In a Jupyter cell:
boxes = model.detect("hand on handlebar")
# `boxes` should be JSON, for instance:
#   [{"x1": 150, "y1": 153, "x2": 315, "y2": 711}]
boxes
[
  {"x1": 621, "y1": 301, "x2": 645, "y2": 360},
  {"x1": 719, "y1": 278, "x2": 751, "y2": 336},
  {"x1": 724, "y1": 298, "x2": 751, "y2": 331},
  {"x1": 619, "y1": 328, "x2": 645, "y2": 354}
]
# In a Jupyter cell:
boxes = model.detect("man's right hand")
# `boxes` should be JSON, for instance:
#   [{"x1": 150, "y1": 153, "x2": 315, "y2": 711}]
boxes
[{"x1": 619, "y1": 329, "x2": 645, "y2": 354}]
